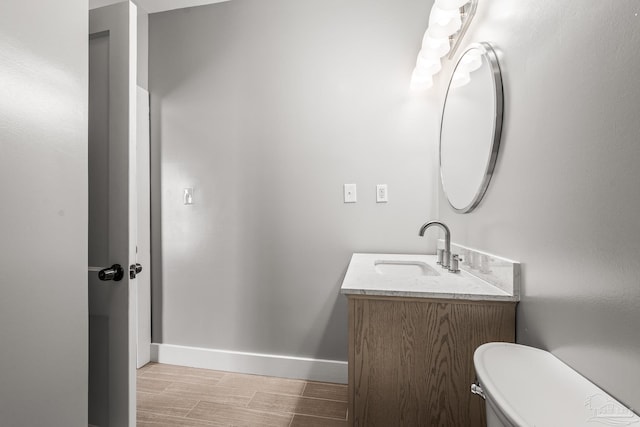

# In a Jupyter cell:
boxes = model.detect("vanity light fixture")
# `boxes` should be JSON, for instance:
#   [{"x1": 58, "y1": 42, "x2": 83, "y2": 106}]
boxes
[{"x1": 409, "y1": 0, "x2": 478, "y2": 91}]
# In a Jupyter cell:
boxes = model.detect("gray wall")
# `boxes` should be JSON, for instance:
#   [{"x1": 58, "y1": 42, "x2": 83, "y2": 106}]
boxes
[
  {"x1": 437, "y1": 0, "x2": 640, "y2": 410},
  {"x1": 0, "y1": 0, "x2": 88, "y2": 426},
  {"x1": 149, "y1": 0, "x2": 439, "y2": 360}
]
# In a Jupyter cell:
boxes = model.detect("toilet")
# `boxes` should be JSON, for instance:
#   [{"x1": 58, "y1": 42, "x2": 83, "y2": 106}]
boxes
[{"x1": 473, "y1": 342, "x2": 640, "y2": 427}]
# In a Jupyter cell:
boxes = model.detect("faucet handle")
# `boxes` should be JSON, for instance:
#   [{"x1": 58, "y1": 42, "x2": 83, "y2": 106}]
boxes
[
  {"x1": 449, "y1": 254, "x2": 461, "y2": 273},
  {"x1": 436, "y1": 249, "x2": 444, "y2": 265}
]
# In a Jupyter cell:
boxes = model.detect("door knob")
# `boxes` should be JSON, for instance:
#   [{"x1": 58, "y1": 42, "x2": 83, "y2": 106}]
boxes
[
  {"x1": 97, "y1": 264, "x2": 124, "y2": 282},
  {"x1": 129, "y1": 263, "x2": 143, "y2": 279}
]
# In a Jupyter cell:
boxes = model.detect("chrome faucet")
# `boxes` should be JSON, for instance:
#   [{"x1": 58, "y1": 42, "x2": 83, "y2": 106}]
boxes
[{"x1": 419, "y1": 221, "x2": 451, "y2": 269}]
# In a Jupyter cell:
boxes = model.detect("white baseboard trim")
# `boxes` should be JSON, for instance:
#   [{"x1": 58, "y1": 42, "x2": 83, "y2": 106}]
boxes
[{"x1": 149, "y1": 343, "x2": 348, "y2": 384}]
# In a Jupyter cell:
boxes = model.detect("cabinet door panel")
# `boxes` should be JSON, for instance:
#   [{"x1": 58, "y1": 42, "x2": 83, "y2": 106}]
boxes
[{"x1": 349, "y1": 297, "x2": 515, "y2": 427}]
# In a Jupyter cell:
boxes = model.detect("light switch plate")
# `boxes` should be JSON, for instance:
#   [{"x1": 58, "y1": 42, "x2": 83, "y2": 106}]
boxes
[
  {"x1": 376, "y1": 184, "x2": 388, "y2": 203},
  {"x1": 344, "y1": 184, "x2": 357, "y2": 203},
  {"x1": 184, "y1": 188, "x2": 194, "y2": 205}
]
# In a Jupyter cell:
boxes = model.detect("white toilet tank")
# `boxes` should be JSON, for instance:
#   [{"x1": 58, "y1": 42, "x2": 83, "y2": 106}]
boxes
[{"x1": 473, "y1": 343, "x2": 640, "y2": 427}]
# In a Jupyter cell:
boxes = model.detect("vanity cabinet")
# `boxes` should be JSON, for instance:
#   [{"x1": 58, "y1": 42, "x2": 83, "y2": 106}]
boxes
[{"x1": 347, "y1": 295, "x2": 515, "y2": 427}]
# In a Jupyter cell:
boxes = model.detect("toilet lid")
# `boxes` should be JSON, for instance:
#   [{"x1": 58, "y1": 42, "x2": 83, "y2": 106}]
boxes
[{"x1": 474, "y1": 343, "x2": 640, "y2": 427}]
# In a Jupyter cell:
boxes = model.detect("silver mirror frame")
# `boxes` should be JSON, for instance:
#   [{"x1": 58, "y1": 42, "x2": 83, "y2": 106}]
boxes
[{"x1": 439, "y1": 42, "x2": 504, "y2": 214}]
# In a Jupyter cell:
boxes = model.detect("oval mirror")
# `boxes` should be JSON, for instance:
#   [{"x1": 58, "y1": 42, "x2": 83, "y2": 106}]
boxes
[{"x1": 440, "y1": 42, "x2": 503, "y2": 213}]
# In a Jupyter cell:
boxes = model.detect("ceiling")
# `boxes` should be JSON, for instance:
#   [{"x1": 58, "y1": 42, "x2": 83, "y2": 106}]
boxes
[{"x1": 89, "y1": 0, "x2": 231, "y2": 14}]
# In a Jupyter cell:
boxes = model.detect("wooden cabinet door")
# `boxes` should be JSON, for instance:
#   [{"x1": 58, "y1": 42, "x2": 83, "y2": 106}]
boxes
[{"x1": 348, "y1": 297, "x2": 515, "y2": 427}]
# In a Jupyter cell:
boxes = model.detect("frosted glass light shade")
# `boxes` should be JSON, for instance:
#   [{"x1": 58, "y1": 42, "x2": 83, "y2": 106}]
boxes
[
  {"x1": 460, "y1": 50, "x2": 483, "y2": 73},
  {"x1": 435, "y1": 0, "x2": 470, "y2": 11},
  {"x1": 429, "y1": 6, "x2": 460, "y2": 27},
  {"x1": 422, "y1": 30, "x2": 451, "y2": 57},
  {"x1": 410, "y1": 68, "x2": 434, "y2": 91},
  {"x1": 416, "y1": 49, "x2": 442, "y2": 74},
  {"x1": 428, "y1": 7, "x2": 462, "y2": 38},
  {"x1": 450, "y1": 70, "x2": 471, "y2": 88}
]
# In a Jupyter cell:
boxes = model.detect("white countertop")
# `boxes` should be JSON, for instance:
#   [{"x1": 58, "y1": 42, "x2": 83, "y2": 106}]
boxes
[{"x1": 341, "y1": 253, "x2": 519, "y2": 302}]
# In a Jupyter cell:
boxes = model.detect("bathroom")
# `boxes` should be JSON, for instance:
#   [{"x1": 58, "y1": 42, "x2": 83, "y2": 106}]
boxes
[{"x1": 1, "y1": 0, "x2": 639, "y2": 426}]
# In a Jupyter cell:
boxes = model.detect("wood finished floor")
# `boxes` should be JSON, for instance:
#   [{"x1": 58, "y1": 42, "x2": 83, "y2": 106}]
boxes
[{"x1": 137, "y1": 363, "x2": 348, "y2": 427}]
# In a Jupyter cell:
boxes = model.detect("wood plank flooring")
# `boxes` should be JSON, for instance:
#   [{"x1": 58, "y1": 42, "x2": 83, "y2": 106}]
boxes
[{"x1": 137, "y1": 363, "x2": 348, "y2": 427}]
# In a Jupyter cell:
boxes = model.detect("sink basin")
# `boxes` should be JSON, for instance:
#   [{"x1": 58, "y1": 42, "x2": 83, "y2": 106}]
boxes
[{"x1": 374, "y1": 260, "x2": 440, "y2": 277}]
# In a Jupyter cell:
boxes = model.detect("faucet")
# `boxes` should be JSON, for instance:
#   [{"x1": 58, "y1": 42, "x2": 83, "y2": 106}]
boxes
[{"x1": 419, "y1": 221, "x2": 451, "y2": 269}]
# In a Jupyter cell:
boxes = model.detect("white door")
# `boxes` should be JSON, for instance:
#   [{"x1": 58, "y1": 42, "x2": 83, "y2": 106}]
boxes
[
  {"x1": 136, "y1": 86, "x2": 152, "y2": 368},
  {"x1": 88, "y1": 2, "x2": 138, "y2": 426}
]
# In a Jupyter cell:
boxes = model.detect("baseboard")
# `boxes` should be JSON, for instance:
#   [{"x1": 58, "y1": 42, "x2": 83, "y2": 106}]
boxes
[{"x1": 149, "y1": 343, "x2": 348, "y2": 384}]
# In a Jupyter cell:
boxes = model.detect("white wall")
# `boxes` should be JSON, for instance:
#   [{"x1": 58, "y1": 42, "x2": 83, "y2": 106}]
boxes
[
  {"x1": 0, "y1": 0, "x2": 88, "y2": 425},
  {"x1": 138, "y1": 6, "x2": 149, "y2": 89},
  {"x1": 149, "y1": 0, "x2": 439, "y2": 362},
  {"x1": 437, "y1": 0, "x2": 640, "y2": 410}
]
